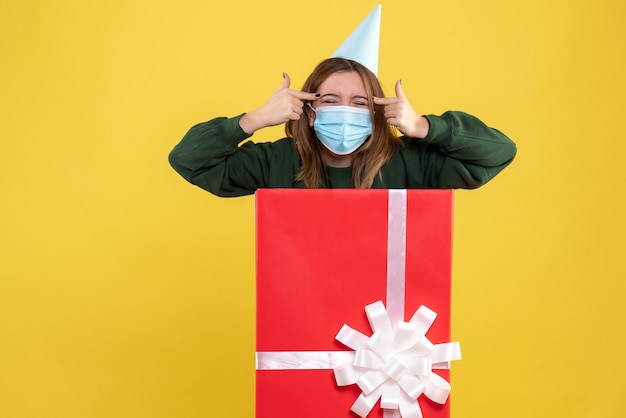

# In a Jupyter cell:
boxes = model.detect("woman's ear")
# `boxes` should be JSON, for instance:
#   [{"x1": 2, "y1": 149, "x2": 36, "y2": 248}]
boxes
[{"x1": 306, "y1": 104, "x2": 315, "y2": 127}]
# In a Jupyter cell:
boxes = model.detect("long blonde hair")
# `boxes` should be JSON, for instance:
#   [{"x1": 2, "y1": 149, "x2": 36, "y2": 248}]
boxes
[{"x1": 285, "y1": 58, "x2": 402, "y2": 188}]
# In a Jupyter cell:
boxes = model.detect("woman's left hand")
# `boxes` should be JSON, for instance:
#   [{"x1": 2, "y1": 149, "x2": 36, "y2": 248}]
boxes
[{"x1": 373, "y1": 80, "x2": 430, "y2": 139}]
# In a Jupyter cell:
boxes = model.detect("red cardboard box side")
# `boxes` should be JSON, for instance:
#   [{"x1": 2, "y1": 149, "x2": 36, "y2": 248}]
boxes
[{"x1": 255, "y1": 189, "x2": 453, "y2": 418}]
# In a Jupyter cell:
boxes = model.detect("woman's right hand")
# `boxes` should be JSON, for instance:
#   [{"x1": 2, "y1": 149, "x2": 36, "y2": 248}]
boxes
[{"x1": 239, "y1": 73, "x2": 319, "y2": 134}]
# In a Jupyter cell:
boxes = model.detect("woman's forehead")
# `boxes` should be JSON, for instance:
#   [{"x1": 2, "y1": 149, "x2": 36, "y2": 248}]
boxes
[{"x1": 318, "y1": 71, "x2": 367, "y2": 96}]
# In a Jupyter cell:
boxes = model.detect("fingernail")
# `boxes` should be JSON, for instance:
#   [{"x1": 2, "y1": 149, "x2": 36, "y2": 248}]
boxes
[
  {"x1": 315, "y1": 93, "x2": 321, "y2": 97},
  {"x1": 282, "y1": 72, "x2": 286, "y2": 79}
]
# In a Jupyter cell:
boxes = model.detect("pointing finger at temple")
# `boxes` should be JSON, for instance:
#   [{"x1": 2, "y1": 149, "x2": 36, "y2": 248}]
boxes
[{"x1": 280, "y1": 73, "x2": 319, "y2": 102}]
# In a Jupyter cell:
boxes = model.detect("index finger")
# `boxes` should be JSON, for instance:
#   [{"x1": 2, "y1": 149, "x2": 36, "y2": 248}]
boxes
[
  {"x1": 291, "y1": 90, "x2": 320, "y2": 101},
  {"x1": 373, "y1": 96, "x2": 398, "y2": 105}
]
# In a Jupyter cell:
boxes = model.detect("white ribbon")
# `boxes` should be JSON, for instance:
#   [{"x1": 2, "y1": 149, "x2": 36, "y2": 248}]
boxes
[
  {"x1": 386, "y1": 189, "x2": 407, "y2": 325},
  {"x1": 256, "y1": 351, "x2": 354, "y2": 370},
  {"x1": 255, "y1": 190, "x2": 461, "y2": 418},
  {"x1": 334, "y1": 300, "x2": 461, "y2": 418}
]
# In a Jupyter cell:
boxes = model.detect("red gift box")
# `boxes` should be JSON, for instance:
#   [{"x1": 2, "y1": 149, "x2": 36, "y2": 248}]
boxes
[{"x1": 255, "y1": 189, "x2": 457, "y2": 418}]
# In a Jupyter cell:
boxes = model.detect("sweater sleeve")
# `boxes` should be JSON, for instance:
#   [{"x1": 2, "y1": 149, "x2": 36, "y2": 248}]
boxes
[
  {"x1": 415, "y1": 111, "x2": 517, "y2": 188},
  {"x1": 168, "y1": 115, "x2": 287, "y2": 197}
]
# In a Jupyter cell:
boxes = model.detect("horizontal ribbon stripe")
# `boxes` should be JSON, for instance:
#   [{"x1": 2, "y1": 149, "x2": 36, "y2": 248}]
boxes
[{"x1": 255, "y1": 351, "x2": 354, "y2": 370}]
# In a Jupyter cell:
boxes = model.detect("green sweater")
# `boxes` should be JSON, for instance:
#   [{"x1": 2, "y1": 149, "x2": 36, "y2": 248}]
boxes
[{"x1": 169, "y1": 111, "x2": 516, "y2": 197}]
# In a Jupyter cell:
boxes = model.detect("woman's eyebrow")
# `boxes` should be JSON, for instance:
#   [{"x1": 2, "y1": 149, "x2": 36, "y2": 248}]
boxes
[{"x1": 320, "y1": 93, "x2": 369, "y2": 100}]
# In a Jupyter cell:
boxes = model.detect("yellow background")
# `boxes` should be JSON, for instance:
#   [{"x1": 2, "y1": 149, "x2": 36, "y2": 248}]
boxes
[{"x1": 1, "y1": 0, "x2": 624, "y2": 417}]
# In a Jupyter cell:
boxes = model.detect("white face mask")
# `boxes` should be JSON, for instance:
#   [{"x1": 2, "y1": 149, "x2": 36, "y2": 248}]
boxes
[{"x1": 311, "y1": 106, "x2": 373, "y2": 155}]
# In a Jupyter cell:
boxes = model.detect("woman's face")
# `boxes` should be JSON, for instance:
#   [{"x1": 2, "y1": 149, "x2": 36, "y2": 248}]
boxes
[
  {"x1": 307, "y1": 71, "x2": 369, "y2": 127},
  {"x1": 307, "y1": 70, "x2": 371, "y2": 167}
]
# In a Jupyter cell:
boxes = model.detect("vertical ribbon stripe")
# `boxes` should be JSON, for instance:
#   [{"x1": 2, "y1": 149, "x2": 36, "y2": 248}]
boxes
[{"x1": 386, "y1": 189, "x2": 407, "y2": 325}]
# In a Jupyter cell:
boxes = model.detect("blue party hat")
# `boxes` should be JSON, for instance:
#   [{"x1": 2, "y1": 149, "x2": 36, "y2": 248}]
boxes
[{"x1": 331, "y1": 4, "x2": 381, "y2": 75}]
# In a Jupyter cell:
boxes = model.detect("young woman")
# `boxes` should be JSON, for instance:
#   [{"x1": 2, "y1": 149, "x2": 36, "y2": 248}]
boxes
[{"x1": 169, "y1": 58, "x2": 516, "y2": 196}]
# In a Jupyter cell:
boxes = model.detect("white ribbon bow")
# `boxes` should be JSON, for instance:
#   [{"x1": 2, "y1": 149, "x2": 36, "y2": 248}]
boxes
[{"x1": 334, "y1": 300, "x2": 461, "y2": 418}]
